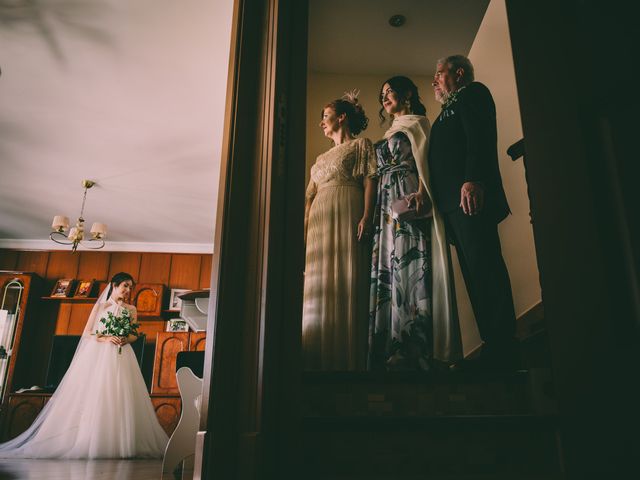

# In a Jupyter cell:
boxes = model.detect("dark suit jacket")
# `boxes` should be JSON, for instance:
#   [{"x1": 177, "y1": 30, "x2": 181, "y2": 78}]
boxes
[{"x1": 428, "y1": 81, "x2": 510, "y2": 223}]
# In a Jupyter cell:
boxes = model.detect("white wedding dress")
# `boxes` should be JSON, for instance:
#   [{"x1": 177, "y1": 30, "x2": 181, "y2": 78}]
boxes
[{"x1": 0, "y1": 290, "x2": 168, "y2": 459}]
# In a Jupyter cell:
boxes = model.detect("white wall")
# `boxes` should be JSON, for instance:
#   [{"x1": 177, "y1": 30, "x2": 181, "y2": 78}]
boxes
[{"x1": 469, "y1": 0, "x2": 542, "y2": 318}]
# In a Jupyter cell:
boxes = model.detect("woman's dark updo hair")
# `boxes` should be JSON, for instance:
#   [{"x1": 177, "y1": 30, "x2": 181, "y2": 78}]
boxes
[
  {"x1": 378, "y1": 75, "x2": 427, "y2": 123},
  {"x1": 323, "y1": 93, "x2": 369, "y2": 136},
  {"x1": 106, "y1": 272, "x2": 134, "y2": 299}
]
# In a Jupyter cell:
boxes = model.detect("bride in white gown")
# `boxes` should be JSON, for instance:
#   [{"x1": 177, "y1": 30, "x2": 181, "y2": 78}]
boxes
[{"x1": 0, "y1": 272, "x2": 168, "y2": 459}]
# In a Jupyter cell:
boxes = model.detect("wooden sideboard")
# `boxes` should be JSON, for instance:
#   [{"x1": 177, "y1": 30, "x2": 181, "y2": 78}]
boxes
[{"x1": 150, "y1": 331, "x2": 206, "y2": 435}]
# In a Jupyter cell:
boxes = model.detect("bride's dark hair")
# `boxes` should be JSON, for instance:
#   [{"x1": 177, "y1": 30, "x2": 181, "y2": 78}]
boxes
[{"x1": 107, "y1": 272, "x2": 134, "y2": 299}]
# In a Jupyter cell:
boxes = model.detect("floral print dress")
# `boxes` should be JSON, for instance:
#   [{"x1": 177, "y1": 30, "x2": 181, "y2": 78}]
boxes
[{"x1": 369, "y1": 132, "x2": 433, "y2": 371}]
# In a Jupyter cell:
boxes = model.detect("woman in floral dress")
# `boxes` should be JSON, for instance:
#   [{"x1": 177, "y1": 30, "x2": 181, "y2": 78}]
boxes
[{"x1": 369, "y1": 76, "x2": 462, "y2": 371}]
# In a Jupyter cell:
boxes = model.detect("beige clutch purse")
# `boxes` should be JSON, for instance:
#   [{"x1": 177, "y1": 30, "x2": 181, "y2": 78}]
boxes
[{"x1": 390, "y1": 195, "x2": 433, "y2": 222}]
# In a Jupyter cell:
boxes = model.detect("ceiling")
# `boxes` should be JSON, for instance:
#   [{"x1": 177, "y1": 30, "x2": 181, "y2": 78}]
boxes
[
  {"x1": 0, "y1": 0, "x2": 234, "y2": 253},
  {"x1": 0, "y1": 0, "x2": 489, "y2": 253},
  {"x1": 308, "y1": 0, "x2": 489, "y2": 76}
]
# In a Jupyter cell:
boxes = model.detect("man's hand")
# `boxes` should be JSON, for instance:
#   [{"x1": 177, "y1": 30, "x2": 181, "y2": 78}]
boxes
[{"x1": 460, "y1": 182, "x2": 484, "y2": 215}]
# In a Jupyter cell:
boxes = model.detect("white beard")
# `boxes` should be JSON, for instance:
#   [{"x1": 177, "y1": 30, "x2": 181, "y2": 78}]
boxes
[{"x1": 435, "y1": 89, "x2": 450, "y2": 104}]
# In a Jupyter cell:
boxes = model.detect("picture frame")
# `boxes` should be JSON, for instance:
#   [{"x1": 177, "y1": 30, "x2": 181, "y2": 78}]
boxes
[
  {"x1": 166, "y1": 318, "x2": 189, "y2": 332},
  {"x1": 73, "y1": 280, "x2": 94, "y2": 298},
  {"x1": 51, "y1": 279, "x2": 74, "y2": 297},
  {"x1": 168, "y1": 288, "x2": 189, "y2": 312}
]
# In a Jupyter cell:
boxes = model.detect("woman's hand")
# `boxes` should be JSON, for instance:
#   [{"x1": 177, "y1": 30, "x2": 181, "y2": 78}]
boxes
[
  {"x1": 407, "y1": 191, "x2": 429, "y2": 216},
  {"x1": 96, "y1": 335, "x2": 127, "y2": 346},
  {"x1": 357, "y1": 216, "x2": 372, "y2": 241},
  {"x1": 407, "y1": 179, "x2": 433, "y2": 217}
]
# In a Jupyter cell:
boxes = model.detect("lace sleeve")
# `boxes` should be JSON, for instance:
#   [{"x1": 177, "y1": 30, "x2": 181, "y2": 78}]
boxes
[{"x1": 353, "y1": 138, "x2": 376, "y2": 179}]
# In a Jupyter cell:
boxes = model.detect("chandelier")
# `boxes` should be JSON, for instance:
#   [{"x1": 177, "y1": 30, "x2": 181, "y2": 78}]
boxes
[{"x1": 50, "y1": 180, "x2": 107, "y2": 252}]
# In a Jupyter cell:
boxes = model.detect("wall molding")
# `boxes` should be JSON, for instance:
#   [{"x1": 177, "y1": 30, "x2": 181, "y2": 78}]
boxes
[{"x1": 0, "y1": 239, "x2": 213, "y2": 254}]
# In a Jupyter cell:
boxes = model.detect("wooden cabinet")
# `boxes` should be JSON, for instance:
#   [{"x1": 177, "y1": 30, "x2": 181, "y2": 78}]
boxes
[
  {"x1": 189, "y1": 332, "x2": 207, "y2": 352},
  {"x1": 152, "y1": 333, "x2": 190, "y2": 394},
  {"x1": 3, "y1": 393, "x2": 49, "y2": 440},
  {"x1": 152, "y1": 332, "x2": 206, "y2": 395},
  {"x1": 151, "y1": 395, "x2": 182, "y2": 436},
  {"x1": 0, "y1": 272, "x2": 47, "y2": 434},
  {"x1": 151, "y1": 331, "x2": 206, "y2": 435}
]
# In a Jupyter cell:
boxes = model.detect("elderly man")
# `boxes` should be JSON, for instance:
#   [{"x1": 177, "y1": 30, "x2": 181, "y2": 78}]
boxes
[{"x1": 428, "y1": 55, "x2": 517, "y2": 370}]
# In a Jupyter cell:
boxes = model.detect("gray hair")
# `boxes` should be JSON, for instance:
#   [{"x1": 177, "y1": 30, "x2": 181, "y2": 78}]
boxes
[{"x1": 437, "y1": 55, "x2": 475, "y2": 86}]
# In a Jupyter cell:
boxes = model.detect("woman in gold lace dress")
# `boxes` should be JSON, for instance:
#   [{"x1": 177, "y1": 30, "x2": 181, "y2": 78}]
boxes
[{"x1": 302, "y1": 92, "x2": 377, "y2": 371}]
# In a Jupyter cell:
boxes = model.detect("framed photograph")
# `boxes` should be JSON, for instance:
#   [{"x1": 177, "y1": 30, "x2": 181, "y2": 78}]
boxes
[
  {"x1": 168, "y1": 288, "x2": 189, "y2": 312},
  {"x1": 73, "y1": 280, "x2": 94, "y2": 298},
  {"x1": 166, "y1": 318, "x2": 189, "y2": 332},
  {"x1": 51, "y1": 279, "x2": 74, "y2": 297}
]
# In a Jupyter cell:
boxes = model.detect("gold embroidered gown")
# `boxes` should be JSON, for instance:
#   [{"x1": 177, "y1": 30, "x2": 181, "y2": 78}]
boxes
[{"x1": 302, "y1": 137, "x2": 376, "y2": 370}]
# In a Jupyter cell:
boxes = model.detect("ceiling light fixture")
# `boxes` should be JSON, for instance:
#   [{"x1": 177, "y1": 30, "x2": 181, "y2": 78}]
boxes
[
  {"x1": 50, "y1": 180, "x2": 106, "y2": 252},
  {"x1": 388, "y1": 14, "x2": 406, "y2": 28}
]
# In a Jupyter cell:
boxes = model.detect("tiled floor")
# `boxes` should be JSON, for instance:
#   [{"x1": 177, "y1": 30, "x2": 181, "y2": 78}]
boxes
[{"x1": 0, "y1": 459, "x2": 166, "y2": 480}]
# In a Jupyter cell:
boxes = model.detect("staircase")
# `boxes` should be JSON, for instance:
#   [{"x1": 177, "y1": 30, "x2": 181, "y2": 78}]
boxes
[{"x1": 300, "y1": 338, "x2": 562, "y2": 479}]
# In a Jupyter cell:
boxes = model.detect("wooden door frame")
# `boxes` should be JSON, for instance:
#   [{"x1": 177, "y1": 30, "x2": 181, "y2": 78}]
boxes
[{"x1": 194, "y1": 0, "x2": 307, "y2": 478}]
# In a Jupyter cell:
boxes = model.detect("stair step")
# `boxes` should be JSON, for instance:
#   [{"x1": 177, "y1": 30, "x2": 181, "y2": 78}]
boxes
[
  {"x1": 301, "y1": 414, "x2": 562, "y2": 478},
  {"x1": 302, "y1": 369, "x2": 557, "y2": 417}
]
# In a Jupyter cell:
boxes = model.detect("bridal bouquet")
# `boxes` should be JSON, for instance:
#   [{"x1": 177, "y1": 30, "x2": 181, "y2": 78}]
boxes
[{"x1": 97, "y1": 308, "x2": 140, "y2": 354}]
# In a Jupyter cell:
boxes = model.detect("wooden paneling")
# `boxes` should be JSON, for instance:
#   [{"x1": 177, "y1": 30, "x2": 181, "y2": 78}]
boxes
[
  {"x1": 4, "y1": 394, "x2": 47, "y2": 440},
  {"x1": 54, "y1": 303, "x2": 73, "y2": 335},
  {"x1": 108, "y1": 253, "x2": 142, "y2": 281},
  {"x1": 169, "y1": 255, "x2": 201, "y2": 289},
  {"x1": 77, "y1": 252, "x2": 110, "y2": 282},
  {"x1": 139, "y1": 253, "x2": 171, "y2": 285},
  {"x1": 15, "y1": 252, "x2": 49, "y2": 277},
  {"x1": 46, "y1": 251, "x2": 79, "y2": 280},
  {"x1": 151, "y1": 396, "x2": 181, "y2": 436},
  {"x1": 199, "y1": 254, "x2": 213, "y2": 289},
  {"x1": 189, "y1": 332, "x2": 207, "y2": 352},
  {"x1": 68, "y1": 304, "x2": 94, "y2": 334},
  {"x1": 138, "y1": 320, "x2": 166, "y2": 344},
  {"x1": 0, "y1": 250, "x2": 18, "y2": 270},
  {"x1": 151, "y1": 332, "x2": 189, "y2": 394}
]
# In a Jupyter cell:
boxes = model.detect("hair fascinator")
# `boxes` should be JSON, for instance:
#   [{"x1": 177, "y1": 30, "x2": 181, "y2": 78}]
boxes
[{"x1": 342, "y1": 89, "x2": 361, "y2": 104}]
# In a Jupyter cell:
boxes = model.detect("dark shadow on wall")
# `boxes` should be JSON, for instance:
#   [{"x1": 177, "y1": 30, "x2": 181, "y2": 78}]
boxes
[{"x1": 0, "y1": 0, "x2": 114, "y2": 63}]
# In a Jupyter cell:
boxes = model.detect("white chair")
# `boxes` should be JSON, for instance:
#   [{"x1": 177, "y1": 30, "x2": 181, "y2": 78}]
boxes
[{"x1": 162, "y1": 367, "x2": 203, "y2": 479}]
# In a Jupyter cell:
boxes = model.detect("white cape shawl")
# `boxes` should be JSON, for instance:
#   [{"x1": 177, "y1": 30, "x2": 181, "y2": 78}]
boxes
[{"x1": 384, "y1": 114, "x2": 463, "y2": 362}]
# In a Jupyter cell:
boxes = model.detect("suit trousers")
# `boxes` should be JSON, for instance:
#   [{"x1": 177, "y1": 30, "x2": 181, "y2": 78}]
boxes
[{"x1": 444, "y1": 208, "x2": 517, "y2": 363}]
